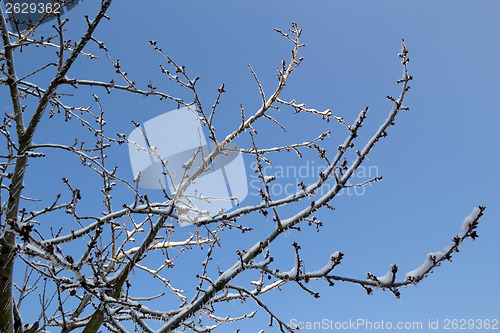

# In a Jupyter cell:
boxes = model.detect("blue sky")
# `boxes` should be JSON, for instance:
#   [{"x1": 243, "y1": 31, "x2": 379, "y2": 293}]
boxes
[{"x1": 2, "y1": 1, "x2": 499, "y2": 332}]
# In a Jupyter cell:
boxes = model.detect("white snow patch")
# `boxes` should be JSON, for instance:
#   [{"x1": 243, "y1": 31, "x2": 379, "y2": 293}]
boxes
[
  {"x1": 459, "y1": 207, "x2": 481, "y2": 237},
  {"x1": 263, "y1": 176, "x2": 275, "y2": 183},
  {"x1": 405, "y1": 253, "x2": 436, "y2": 281},
  {"x1": 377, "y1": 264, "x2": 397, "y2": 285},
  {"x1": 309, "y1": 252, "x2": 341, "y2": 276}
]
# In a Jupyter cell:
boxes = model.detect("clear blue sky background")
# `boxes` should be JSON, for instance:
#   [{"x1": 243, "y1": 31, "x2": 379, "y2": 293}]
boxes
[{"x1": 1, "y1": 1, "x2": 499, "y2": 332}]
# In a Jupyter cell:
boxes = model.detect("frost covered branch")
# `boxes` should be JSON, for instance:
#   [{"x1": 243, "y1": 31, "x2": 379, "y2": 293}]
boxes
[{"x1": 0, "y1": 6, "x2": 485, "y2": 333}]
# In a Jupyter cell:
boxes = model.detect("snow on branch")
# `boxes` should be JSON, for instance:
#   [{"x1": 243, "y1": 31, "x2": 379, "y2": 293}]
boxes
[
  {"x1": 404, "y1": 206, "x2": 484, "y2": 284},
  {"x1": 0, "y1": 11, "x2": 485, "y2": 333}
]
